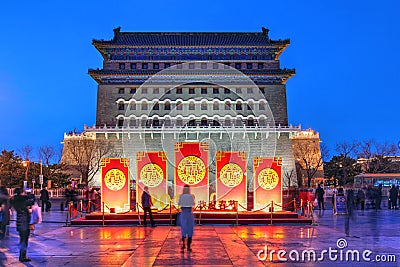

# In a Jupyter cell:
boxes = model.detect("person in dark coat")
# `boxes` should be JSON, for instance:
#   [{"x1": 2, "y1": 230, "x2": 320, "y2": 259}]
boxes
[
  {"x1": 389, "y1": 184, "x2": 398, "y2": 209},
  {"x1": 375, "y1": 184, "x2": 382, "y2": 210},
  {"x1": 40, "y1": 187, "x2": 50, "y2": 212},
  {"x1": 65, "y1": 184, "x2": 73, "y2": 209},
  {"x1": 356, "y1": 187, "x2": 366, "y2": 210},
  {"x1": 397, "y1": 186, "x2": 400, "y2": 209},
  {"x1": 345, "y1": 189, "x2": 355, "y2": 237},
  {"x1": 178, "y1": 185, "x2": 195, "y2": 252},
  {"x1": 315, "y1": 184, "x2": 325, "y2": 210},
  {"x1": 10, "y1": 188, "x2": 32, "y2": 262},
  {"x1": 0, "y1": 186, "x2": 10, "y2": 239},
  {"x1": 141, "y1": 186, "x2": 155, "y2": 227}
]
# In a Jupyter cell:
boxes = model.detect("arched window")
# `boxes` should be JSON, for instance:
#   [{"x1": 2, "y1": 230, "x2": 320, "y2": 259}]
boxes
[
  {"x1": 129, "y1": 103, "x2": 136, "y2": 110},
  {"x1": 212, "y1": 120, "x2": 220, "y2": 126},
  {"x1": 145, "y1": 120, "x2": 152, "y2": 128},
  {"x1": 188, "y1": 119, "x2": 196, "y2": 127},
  {"x1": 152, "y1": 102, "x2": 159, "y2": 110},
  {"x1": 117, "y1": 118, "x2": 124, "y2": 127},
  {"x1": 164, "y1": 118, "x2": 171, "y2": 126},
  {"x1": 118, "y1": 102, "x2": 125, "y2": 110},
  {"x1": 259, "y1": 102, "x2": 265, "y2": 110},
  {"x1": 201, "y1": 118, "x2": 208, "y2": 126},
  {"x1": 213, "y1": 102, "x2": 219, "y2": 110},
  {"x1": 176, "y1": 101, "x2": 183, "y2": 110},
  {"x1": 153, "y1": 118, "x2": 160, "y2": 127},
  {"x1": 247, "y1": 118, "x2": 255, "y2": 126},
  {"x1": 235, "y1": 118, "x2": 242, "y2": 126},
  {"x1": 225, "y1": 118, "x2": 231, "y2": 127},
  {"x1": 176, "y1": 118, "x2": 183, "y2": 126},
  {"x1": 189, "y1": 102, "x2": 195, "y2": 110},
  {"x1": 225, "y1": 102, "x2": 231, "y2": 110},
  {"x1": 258, "y1": 117, "x2": 266, "y2": 126},
  {"x1": 201, "y1": 102, "x2": 207, "y2": 110},
  {"x1": 236, "y1": 102, "x2": 242, "y2": 110},
  {"x1": 164, "y1": 102, "x2": 171, "y2": 110}
]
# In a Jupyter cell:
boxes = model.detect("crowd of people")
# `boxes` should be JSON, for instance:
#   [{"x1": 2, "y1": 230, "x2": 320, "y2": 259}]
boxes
[
  {"x1": 353, "y1": 184, "x2": 399, "y2": 210},
  {"x1": 314, "y1": 183, "x2": 400, "y2": 211},
  {"x1": 0, "y1": 186, "x2": 43, "y2": 262},
  {"x1": 0, "y1": 182, "x2": 398, "y2": 261}
]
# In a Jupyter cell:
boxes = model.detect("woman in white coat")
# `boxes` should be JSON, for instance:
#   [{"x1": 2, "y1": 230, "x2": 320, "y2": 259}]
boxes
[{"x1": 178, "y1": 185, "x2": 195, "y2": 252}]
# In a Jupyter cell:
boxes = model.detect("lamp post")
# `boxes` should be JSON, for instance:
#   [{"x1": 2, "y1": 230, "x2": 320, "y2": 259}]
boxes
[
  {"x1": 39, "y1": 160, "x2": 43, "y2": 190},
  {"x1": 22, "y1": 160, "x2": 30, "y2": 191}
]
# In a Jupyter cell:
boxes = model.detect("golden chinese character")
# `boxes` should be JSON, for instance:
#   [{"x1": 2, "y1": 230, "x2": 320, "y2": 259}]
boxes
[
  {"x1": 177, "y1": 156, "x2": 206, "y2": 185},
  {"x1": 140, "y1": 163, "x2": 164, "y2": 187},
  {"x1": 258, "y1": 168, "x2": 279, "y2": 190},
  {"x1": 104, "y1": 168, "x2": 126, "y2": 191},
  {"x1": 220, "y1": 163, "x2": 243, "y2": 187}
]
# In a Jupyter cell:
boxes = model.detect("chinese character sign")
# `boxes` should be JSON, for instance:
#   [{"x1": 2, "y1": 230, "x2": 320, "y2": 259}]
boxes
[
  {"x1": 174, "y1": 142, "x2": 209, "y2": 205},
  {"x1": 136, "y1": 152, "x2": 168, "y2": 210},
  {"x1": 216, "y1": 151, "x2": 247, "y2": 210},
  {"x1": 101, "y1": 158, "x2": 130, "y2": 212},
  {"x1": 253, "y1": 157, "x2": 282, "y2": 211}
]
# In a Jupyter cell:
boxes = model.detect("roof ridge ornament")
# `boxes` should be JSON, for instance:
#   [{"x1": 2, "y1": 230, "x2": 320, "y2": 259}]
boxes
[
  {"x1": 113, "y1": 27, "x2": 121, "y2": 40},
  {"x1": 261, "y1": 27, "x2": 270, "y2": 41}
]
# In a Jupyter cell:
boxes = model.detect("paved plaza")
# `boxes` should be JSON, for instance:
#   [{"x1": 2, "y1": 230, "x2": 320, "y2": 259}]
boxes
[{"x1": 0, "y1": 206, "x2": 399, "y2": 266}]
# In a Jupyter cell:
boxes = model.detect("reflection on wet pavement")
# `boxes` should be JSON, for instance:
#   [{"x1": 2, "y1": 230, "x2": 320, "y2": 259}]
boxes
[{"x1": 0, "y1": 209, "x2": 399, "y2": 266}]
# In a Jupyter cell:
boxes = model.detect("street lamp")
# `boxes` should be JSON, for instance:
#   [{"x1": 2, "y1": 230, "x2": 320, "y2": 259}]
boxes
[
  {"x1": 22, "y1": 160, "x2": 30, "y2": 191},
  {"x1": 22, "y1": 160, "x2": 30, "y2": 180},
  {"x1": 39, "y1": 160, "x2": 43, "y2": 190}
]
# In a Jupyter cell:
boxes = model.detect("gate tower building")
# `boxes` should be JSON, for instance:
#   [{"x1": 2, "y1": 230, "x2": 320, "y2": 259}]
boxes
[{"x1": 63, "y1": 27, "x2": 302, "y2": 191}]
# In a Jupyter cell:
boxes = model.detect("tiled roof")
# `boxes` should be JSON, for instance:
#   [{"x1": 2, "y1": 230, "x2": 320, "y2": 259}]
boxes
[
  {"x1": 93, "y1": 27, "x2": 289, "y2": 47},
  {"x1": 88, "y1": 69, "x2": 295, "y2": 76}
]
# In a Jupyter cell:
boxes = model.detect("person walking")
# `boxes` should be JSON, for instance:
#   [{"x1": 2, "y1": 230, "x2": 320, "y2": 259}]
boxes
[
  {"x1": 389, "y1": 184, "x2": 398, "y2": 209},
  {"x1": 40, "y1": 187, "x2": 50, "y2": 212},
  {"x1": 345, "y1": 189, "x2": 355, "y2": 237},
  {"x1": 141, "y1": 186, "x2": 156, "y2": 227},
  {"x1": 315, "y1": 183, "x2": 325, "y2": 210},
  {"x1": 375, "y1": 184, "x2": 382, "y2": 210},
  {"x1": 397, "y1": 186, "x2": 400, "y2": 209},
  {"x1": 357, "y1": 187, "x2": 366, "y2": 211},
  {"x1": 178, "y1": 185, "x2": 195, "y2": 252},
  {"x1": 89, "y1": 188, "x2": 99, "y2": 212},
  {"x1": 10, "y1": 188, "x2": 32, "y2": 262},
  {"x1": 65, "y1": 184, "x2": 73, "y2": 210}
]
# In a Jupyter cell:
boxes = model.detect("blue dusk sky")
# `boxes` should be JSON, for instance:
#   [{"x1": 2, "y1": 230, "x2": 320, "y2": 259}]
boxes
[{"x1": 0, "y1": 0, "x2": 399, "y2": 159}]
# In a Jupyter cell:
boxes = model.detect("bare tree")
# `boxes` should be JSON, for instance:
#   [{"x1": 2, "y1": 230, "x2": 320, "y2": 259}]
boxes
[
  {"x1": 336, "y1": 141, "x2": 360, "y2": 158},
  {"x1": 359, "y1": 140, "x2": 398, "y2": 173},
  {"x1": 18, "y1": 145, "x2": 33, "y2": 160},
  {"x1": 335, "y1": 140, "x2": 360, "y2": 185},
  {"x1": 293, "y1": 141, "x2": 327, "y2": 188},
  {"x1": 282, "y1": 166, "x2": 295, "y2": 189},
  {"x1": 38, "y1": 146, "x2": 55, "y2": 165},
  {"x1": 63, "y1": 136, "x2": 115, "y2": 185}
]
